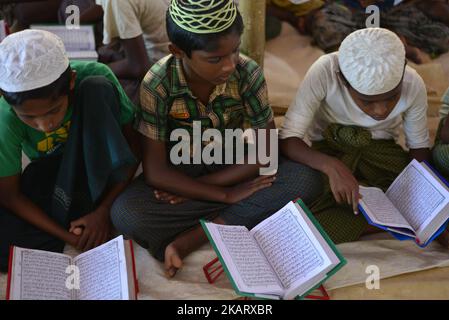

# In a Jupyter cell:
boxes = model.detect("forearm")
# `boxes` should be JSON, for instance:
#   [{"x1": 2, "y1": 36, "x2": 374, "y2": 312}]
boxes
[
  {"x1": 197, "y1": 161, "x2": 261, "y2": 187},
  {"x1": 108, "y1": 58, "x2": 148, "y2": 80},
  {"x1": 146, "y1": 166, "x2": 229, "y2": 202},
  {"x1": 198, "y1": 122, "x2": 277, "y2": 186},
  {"x1": 79, "y1": 5, "x2": 103, "y2": 24},
  {"x1": 409, "y1": 148, "x2": 431, "y2": 162},
  {"x1": 280, "y1": 137, "x2": 335, "y2": 174},
  {"x1": 108, "y1": 37, "x2": 151, "y2": 80},
  {"x1": 1, "y1": 193, "x2": 76, "y2": 245},
  {"x1": 108, "y1": 59, "x2": 139, "y2": 80}
]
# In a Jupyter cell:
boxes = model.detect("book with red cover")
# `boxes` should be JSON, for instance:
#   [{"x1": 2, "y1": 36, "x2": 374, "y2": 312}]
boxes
[{"x1": 6, "y1": 236, "x2": 138, "y2": 300}]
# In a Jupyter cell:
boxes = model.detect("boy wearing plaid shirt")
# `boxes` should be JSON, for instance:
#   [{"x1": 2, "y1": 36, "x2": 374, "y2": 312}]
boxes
[{"x1": 111, "y1": 0, "x2": 322, "y2": 277}]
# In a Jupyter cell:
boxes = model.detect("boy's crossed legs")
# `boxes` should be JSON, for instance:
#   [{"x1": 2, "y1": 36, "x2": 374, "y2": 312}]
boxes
[{"x1": 111, "y1": 158, "x2": 323, "y2": 277}]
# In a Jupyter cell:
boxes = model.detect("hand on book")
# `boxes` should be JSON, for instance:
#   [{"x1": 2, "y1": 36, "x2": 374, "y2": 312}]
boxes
[
  {"x1": 324, "y1": 158, "x2": 360, "y2": 214},
  {"x1": 223, "y1": 174, "x2": 276, "y2": 204},
  {"x1": 154, "y1": 189, "x2": 189, "y2": 205},
  {"x1": 69, "y1": 206, "x2": 112, "y2": 251}
]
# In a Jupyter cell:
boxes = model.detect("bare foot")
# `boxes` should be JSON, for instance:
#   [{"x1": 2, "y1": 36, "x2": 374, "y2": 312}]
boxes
[
  {"x1": 164, "y1": 243, "x2": 184, "y2": 278},
  {"x1": 437, "y1": 230, "x2": 449, "y2": 249},
  {"x1": 163, "y1": 217, "x2": 226, "y2": 278}
]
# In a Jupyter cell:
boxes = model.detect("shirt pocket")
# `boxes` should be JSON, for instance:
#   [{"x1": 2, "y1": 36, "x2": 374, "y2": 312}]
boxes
[{"x1": 222, "y1": 105, "x2": 246, "y2": 129}]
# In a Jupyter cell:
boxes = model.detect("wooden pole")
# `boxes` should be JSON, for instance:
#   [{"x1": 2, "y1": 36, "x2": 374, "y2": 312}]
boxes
[{"x1": 239, "y1": 0, "x2": 266, "y2": 68}]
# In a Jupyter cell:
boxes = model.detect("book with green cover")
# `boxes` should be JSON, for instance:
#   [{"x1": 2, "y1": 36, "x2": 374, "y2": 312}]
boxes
[{"x1": 201, "y1": 200, "x2": 346, "y2": 300}]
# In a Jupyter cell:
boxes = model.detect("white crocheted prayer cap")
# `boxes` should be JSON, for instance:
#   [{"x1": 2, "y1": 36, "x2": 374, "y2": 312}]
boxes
[
  {"x1": 338, "y1": 28, "x2": 406, "y2": 96},
  {"x1": 0, "y1": 29, "x2": 69, "y2": 93}
]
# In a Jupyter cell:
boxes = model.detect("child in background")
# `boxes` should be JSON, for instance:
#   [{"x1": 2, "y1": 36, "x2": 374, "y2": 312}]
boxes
[
  {"x1": 265, "y1": 0, "x2": 324, "y2": 40},
  {"x1": 267, "y1": 0, "x2": 449, "y2": 64},
  {"x1": 1, "y1": 0, "x2": 62, "y2": 31},
  {"x1": 95, "y1": 0, "x2": 171, "y2": 105},
  {"x1": 111, "y1": 0, "x2": 323, "y2": 278},
  {"x1": 0, "y1": 30, "x2": 140, "y2": 272},
  {"x1": 280, "y1": 28, "x2": 432, "y2": 244}
]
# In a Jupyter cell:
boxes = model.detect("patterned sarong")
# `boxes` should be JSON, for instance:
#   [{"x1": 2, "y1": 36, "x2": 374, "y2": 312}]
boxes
[{"x1": 309, "y1": 124, "x2": 411, "y2": 244}]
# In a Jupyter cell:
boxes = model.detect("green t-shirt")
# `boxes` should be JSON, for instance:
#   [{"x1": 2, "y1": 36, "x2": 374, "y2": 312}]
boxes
[{"x1": 0, "y1": 61, "x2": 136, "y2": 177}]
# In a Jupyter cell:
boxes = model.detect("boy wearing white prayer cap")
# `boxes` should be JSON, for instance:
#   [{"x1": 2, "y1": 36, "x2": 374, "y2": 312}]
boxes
[
  {"x1": 0, "y1": 30, "x2": 140, "y2": 272},
  {"x1": 279, "y1": 28, "x2": 439, "y2": 245}
]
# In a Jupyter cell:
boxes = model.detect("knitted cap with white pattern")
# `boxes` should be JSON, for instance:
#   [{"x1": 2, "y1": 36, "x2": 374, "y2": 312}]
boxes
[
  {"x1": 0, "y1": 29, "x2": 69, "y2": 93},
  {"x1": 338, "y1": 28, "x2": 406, "y2": 96}
]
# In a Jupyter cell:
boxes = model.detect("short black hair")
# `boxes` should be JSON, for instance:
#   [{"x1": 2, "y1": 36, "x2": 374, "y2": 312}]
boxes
[
  {"x1": 1, "y1": 66, "x2": 72, "y2": 106},
  {"x1": 166, "y1": 7, "x2": 244, "y2": 58}
]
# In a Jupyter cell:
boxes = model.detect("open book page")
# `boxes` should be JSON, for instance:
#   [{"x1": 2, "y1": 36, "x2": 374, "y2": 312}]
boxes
[
  {"x1": 0, "y1": 20, "x2": 6, "y2": 42},
  {"x1": 386, "y1": 160, "x2": 449, "y2": 238},
  {"x1": 205, "y1": 223, "x2": 283, "y2": 296},
  {"x1": 124, "y1": 240, "x2": 137, "y2": 300},
  {"x1": 359, "y1": 186, "x2": 414, "y2": 231},
  {"x1": 73, "y1": 236, "x2": 129, "y2": 300},
  {"x1": 10, "y1": 247, "x2": 73, "y2": 300},
  {"x1": 250, "y1": 202, "x2": 332, "y2": 299},
  {"x1": 31, "y1": 25, "x2": 96, "y2": 51},
  {"x1": 67, "y1": 51, "x2": 99, "y2": 60}
]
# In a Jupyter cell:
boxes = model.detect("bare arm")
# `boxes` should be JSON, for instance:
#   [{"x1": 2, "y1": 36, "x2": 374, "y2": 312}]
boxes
[
  {"x1": 79, "y1": 4, "x2": 104, "y2": 24},
  {"x1": 142, "y1": 136, "x2": 275, "y2": 204},
  {"x1": 0, "y1": 175, "x2": 78, "y2": 247},
  {"x1": 409, "y1": 148, "x2": 431, "y2": 162},
  {"x1": 108, "y1": 35, "x2": 151, "y2": 80},
  {"x1": 197, "y1": 120, "x2": 277, "y2": 186},
  {"x1": 280, "y1": 137, "x2": 360, "y2": 213}
]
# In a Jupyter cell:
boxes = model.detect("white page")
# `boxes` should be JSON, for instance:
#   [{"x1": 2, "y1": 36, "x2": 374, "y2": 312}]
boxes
[
  {"x1": 10, "y1": 248, "x2": 73, "y2": 300},
  {"x1": 386, "y1": 160, "x2": 449, "y2": 234},
  {"x1": 0, "y1": 20, "x2": 6, "y2": 42},
  {"x1": 359, "y1": 186, "x2": 414, "y2": 230},
  {"x1": 74, "y1": 236, "x2": 129, "y2": 300},
  {"x1": 250, "y1": 202, "x2": 332, "y2": 297},
  {"x1": 67, "y1": 51, "x2": 99, "y2": 61},
  {"x1": 295, "y1": 202, "x2": 340, "y2": 266},
  {"x1": 206, "y1": 224, "x2": 283, "y2": 295},
  {"x1": 31, "y1": 25, "x2": 96, "y2": 51}
]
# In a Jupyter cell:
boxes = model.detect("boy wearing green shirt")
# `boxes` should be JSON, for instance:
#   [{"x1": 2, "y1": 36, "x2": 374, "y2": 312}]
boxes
[{"x1": 0, "y1": 30, "x2": 140, "y2": 272}]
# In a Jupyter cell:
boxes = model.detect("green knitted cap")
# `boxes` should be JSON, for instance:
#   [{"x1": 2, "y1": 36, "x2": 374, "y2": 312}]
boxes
[{"x1": 169, "y1": 0, "x2": 238, "y2": 34}]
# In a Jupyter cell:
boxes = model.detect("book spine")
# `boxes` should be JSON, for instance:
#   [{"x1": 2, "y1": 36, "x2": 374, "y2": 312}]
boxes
[
  {"x1": 129, "y1": 240, "x2": 139, "y2": 298},
  {"x1": 423, "y1": 161, "x2": 449, "y2": 188},
  {"x1": 5, "y1": 246, "x2": 14, "y2": 301}
]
